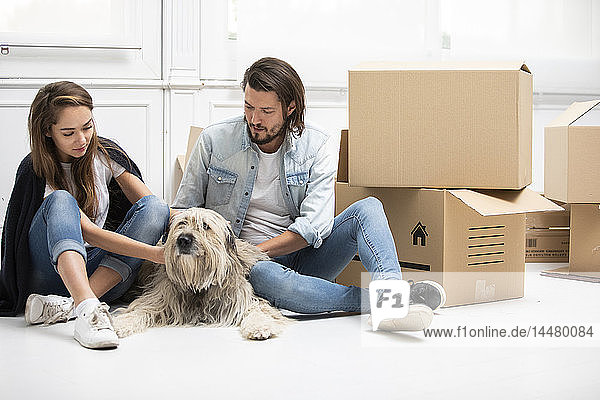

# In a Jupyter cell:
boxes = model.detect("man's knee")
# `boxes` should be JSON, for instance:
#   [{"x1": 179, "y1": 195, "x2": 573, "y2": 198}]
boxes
[
  {"x1": 248, "y1": 261, "x2": 273, "y2": 289},
  {"x1": 351, "y1": 196, "x2": 384, "y2": 217},
  {"x1": 249, "y1": 261, "x2": 295, "y2": 299},
  {"x1": 357, "y1": 196, "x2": 383, "y2": 210}
]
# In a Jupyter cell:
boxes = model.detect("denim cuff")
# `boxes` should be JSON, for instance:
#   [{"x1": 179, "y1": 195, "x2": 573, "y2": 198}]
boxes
[
  {"x1": 51, "y1": 239, "x2": 87, "y2": 272},
  {"x1": 99, "y1": 255, "x2": 132, "y2": 282}
]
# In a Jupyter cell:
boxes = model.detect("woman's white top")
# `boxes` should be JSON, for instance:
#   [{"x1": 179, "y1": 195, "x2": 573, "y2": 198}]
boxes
[{"x1": 43, "y1": 153, "x2": 126, "y2": 229}]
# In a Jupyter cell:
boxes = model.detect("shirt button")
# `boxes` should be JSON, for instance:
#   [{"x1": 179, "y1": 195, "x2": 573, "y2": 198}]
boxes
[
  {"x1": 250, "y1": 166, "x2": 255, "y2": 169},
  {"x1": 244, "y1": 192, "x2": 249, "y2": 196},
  {"x1": 217, "y1": 177, "x2": 222, "y2": 181},
  {"x1": 299, "y1": 180, "x2": 304, "y2": 184},
  {"x1": 236, "y1": 219, "x2": 240, "y2": 223}
]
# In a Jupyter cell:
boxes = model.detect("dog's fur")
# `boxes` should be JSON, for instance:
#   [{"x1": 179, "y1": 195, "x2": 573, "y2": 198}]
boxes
[{"x1": 113, "y1": 208, "x2": 290, "y2": 340}]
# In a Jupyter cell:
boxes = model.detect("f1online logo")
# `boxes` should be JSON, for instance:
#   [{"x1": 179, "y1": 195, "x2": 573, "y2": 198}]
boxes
[{"x1": 411, "y1": 221, "x2": 428, "y2": 246}]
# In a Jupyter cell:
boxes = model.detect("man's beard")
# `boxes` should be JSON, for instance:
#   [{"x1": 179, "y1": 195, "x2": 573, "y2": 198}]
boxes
[{"x1": 245, "y1": 118, "x2": 287, "y2": 146}]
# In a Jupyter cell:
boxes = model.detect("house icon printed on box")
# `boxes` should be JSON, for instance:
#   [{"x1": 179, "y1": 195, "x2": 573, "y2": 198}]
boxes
[{"x1": 411, "y1": 222, "x2": 428, "y2": 246}]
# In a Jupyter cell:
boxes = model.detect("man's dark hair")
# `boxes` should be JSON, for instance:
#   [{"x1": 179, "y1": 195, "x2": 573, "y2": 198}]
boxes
[{"x1": 241, "y1": 57, "x2": 305, "y2": 136}]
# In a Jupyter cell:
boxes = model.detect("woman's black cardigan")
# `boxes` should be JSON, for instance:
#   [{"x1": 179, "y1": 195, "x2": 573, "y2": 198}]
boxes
[{"x1": 0, "y1": 138, "x2": 142, "y2": 316}]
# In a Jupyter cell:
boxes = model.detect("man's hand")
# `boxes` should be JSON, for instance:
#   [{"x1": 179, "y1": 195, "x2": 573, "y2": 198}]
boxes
[{"x1": 257, "y1": 231, "x2": 309, "y2": 258}]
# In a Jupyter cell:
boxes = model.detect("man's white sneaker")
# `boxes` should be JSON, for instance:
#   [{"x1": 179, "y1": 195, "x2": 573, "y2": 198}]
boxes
[
  {"x1": 409, "y1": 280, "x2": 447, "y2": 311},
  {"x1": 73, "y1": 302, "x2": 119, "y2": 349},
  {"x1": 369, "y1": 304, "x2": 434, "y2": 331},
  {"x1": 25, "y1": 294, "x2": 75, "y2": 325}
]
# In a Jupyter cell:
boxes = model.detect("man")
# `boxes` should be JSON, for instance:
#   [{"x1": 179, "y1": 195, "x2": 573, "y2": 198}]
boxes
[{"x1": 173, "y1": 57, "x2": 445, "y2": 331}]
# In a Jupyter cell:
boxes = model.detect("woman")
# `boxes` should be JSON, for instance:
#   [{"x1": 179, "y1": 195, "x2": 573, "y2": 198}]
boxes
[{"x1": 0, "y1": 81, "x2": 170, "y2": 349}]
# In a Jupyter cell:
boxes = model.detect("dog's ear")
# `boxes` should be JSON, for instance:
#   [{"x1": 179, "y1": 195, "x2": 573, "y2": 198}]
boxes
[{"x1": 226, "y1": 226, "x2": 237, "y2": 253}]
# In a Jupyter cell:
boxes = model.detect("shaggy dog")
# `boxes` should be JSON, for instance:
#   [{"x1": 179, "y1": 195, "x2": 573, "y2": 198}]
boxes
[{"x1": 113, "y1": 208, "x2": 290, "y2": 340}]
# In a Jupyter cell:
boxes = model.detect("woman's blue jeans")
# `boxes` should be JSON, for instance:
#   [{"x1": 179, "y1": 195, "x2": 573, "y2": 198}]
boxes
[
  {"x1": 249, "y1": 197, "x2": 402, "y2": 313},
  {"x1": 27, "y1": 190, "x2": 170, "y2": 303}
]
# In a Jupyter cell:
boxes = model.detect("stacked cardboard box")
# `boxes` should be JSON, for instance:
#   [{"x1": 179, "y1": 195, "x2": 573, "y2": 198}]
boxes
[
  {"x1": 544, "y1": 100, "x2": 600, "y2": 277},
  {"x1": 335, "y1": 62, "x2": 563, "y2": 306}
]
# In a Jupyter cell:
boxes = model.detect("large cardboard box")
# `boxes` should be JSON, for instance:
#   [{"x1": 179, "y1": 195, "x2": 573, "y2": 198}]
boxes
[
  {"x1": 348, "y1": 62, "x2": 533, "y2": 189},
  {"x1": 525, "y1": 204, "x2": 570, "y2": 263},
  {"x1": 335, "y1": 183, "x2": 562, "y2": 306},
  {"x1": 569, "y1": 204, "x2": 600, "y2": 275},
  {"x1": 544, "y1": 100, "x2": 600, "y2": 203}
]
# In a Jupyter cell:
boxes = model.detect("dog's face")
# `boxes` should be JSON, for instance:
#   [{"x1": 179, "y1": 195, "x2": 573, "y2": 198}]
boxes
[{"x1": 164, "y1": 208, "x2": 238, "y2": 291}]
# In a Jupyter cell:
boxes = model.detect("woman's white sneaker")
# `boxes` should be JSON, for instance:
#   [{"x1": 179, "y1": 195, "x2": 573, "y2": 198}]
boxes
[
  {"x1": 25, "y1": 294, "x2": 75, "y2": 325},
  {"x1": 73, "y1": 302, "x2": 119, "y2": 349}
]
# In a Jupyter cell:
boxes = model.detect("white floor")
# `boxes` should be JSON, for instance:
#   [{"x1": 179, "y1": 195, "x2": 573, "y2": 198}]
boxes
[{"x1": 1, "y1": 263, "x2": 599, "y2": 400}]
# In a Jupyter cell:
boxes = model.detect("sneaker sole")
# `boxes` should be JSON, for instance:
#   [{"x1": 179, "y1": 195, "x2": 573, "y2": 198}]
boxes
[
  {"x1": 24, "y1": 294, "x2": 42, "y2": 325},
  {"x1": 74, "y1": 332, "x2": 119, "y2": 349},
  {"x1": 411, "y1": 280, "x2": 447, "y2": 311},
  {"x1": 371, "y1": 304, "x2": 434, "y2": 331}
]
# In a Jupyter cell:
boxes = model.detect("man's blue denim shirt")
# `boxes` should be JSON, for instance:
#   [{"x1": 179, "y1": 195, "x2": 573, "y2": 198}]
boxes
[{"x1": 172, "y1": 115, "x2": 340, "y2": 248}]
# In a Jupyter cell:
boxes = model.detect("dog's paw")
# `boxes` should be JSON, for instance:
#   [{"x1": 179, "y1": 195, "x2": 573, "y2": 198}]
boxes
[
  {"x1": 112, "y1": 314, "x2": 139, "y2": 338},
  {"x1": 240, "y1": 318, "x2": 287, "y2": 340},
  {"x1": 241, "y1": 325, "x2": 277, "y2": 340}
]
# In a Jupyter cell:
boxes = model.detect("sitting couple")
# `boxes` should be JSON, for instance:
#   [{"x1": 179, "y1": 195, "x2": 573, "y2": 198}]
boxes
[{"x1": 0, "y1": 57, "x2": 445, "y2": 349}]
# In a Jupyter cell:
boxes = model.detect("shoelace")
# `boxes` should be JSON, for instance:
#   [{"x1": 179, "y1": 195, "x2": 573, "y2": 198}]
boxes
[
  {"x1": 86, "y1": 303, "x2": 114, "y2": 331},
  {"x1": 41, "y1": 300, "x2": 75, "y2": 326}
]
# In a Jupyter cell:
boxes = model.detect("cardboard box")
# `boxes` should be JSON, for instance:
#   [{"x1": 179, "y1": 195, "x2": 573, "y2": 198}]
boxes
[
  {"x1": 335, "y1": 183, "x2": 562, "y2": 306},
  {"x1": 525, "y1": 231, "x2": 570, "y2": 263},
  {"x1": 525, "y1": 203, "x2": 570, "y2": 229},
  {"x1": 173, "y1": 126, "x2": 203, "y2": 196},
  {"x1": 525, "y1": 204, "x2": 570, "y2": 263},
  {"x1": 348, "y1": 61, "x2": 532, "y2": 189},
  {"x1": 336, "y1": 259, "x2": 367, "y2": 288},
  {"x1": 569, "y1": 204, "x2": 600, "y2": 275},
  {"x1": 544, "y1": 100, "x2": 600, "y2": 203}
]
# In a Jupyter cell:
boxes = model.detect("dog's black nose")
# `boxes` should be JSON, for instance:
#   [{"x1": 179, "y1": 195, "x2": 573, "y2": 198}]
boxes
[{"x1": 176, "y1": 234, "x2": 193, "y2": 253}]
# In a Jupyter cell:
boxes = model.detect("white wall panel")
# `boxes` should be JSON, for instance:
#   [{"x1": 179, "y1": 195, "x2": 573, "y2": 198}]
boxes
[
  {"x1": 165, "y1": 0, "x2": 200, "y2": 81},
  {"x1": 200, "y1": 1, "x2": 237, "y2": 80},
  {"x1": 89, "y1": 88, "x2": 164, "y2": 200},
  {"x1": 0, "y1": 94, "x2": 33, "y2": 230}
]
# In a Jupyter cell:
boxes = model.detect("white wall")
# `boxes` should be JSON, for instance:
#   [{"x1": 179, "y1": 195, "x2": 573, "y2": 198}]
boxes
[{"x1": 2, "y1": 0, "x2": 600, "y2": 229}]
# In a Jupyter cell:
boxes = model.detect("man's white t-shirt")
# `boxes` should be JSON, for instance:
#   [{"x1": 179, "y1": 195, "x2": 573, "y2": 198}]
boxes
[
  {"x1": 43, "y1": 153, "x2": 126, "y2": 230},
  {"x1": 239, "y1": 145, "x2": 293, "y2": 246}
]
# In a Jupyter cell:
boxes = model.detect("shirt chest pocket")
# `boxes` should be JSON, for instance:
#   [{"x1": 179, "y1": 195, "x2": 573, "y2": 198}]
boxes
[
  {"x1": 206, "y1": 165, "x2": 238, "y2": 206},
  {"x1": 285, "y1": 171, "x2": 309, "y2": 205}
]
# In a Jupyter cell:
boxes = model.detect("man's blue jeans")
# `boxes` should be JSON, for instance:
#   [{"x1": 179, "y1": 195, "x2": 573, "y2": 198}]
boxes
[
  {"x1": 249, "y1": 197, "x2": 402, "y2": 313},
  {"x1": 27, "y1": 190, "x2": 170, "y2": 303}
]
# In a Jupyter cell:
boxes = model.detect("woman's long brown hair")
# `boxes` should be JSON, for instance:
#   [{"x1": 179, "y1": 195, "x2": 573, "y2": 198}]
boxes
[{"x1": 28, "y1": 81, "x2": 111, "y2": 221}]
